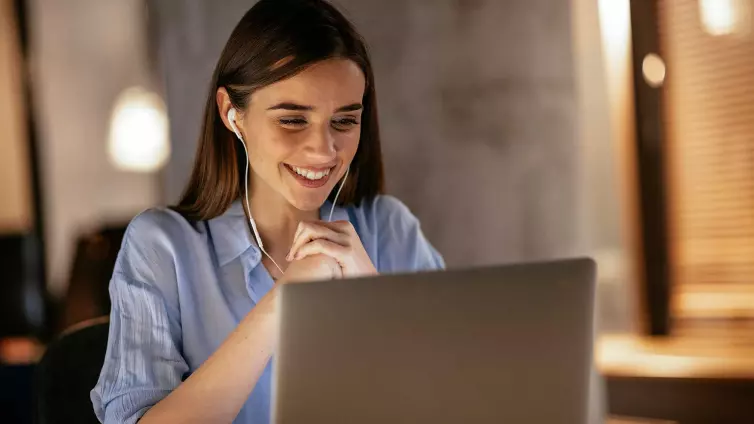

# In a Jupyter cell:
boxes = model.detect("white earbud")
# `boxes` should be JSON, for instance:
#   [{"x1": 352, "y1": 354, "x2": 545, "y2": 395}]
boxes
[{"x1": 227, "y1": 108, "x2": 244, "y2": 141}]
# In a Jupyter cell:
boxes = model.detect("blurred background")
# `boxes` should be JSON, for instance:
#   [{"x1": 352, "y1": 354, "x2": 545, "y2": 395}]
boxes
[{"x1": 0, "y1": 0, "x2": 752, "y2": 423}]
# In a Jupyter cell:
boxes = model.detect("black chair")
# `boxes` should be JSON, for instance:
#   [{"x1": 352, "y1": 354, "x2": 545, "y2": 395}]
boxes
[
  {"x1": 60, "y1": 225, "x2": 126, "y2": 331},
  {"x1": 34, "y1": 317, "x2": 109, "y2": 424},
  {"x1": 0, "y1": 233, "x2": 46, "y2": 339},
  {"x1": 0, "y1": 363, "x2": 35, "y2": 424}
]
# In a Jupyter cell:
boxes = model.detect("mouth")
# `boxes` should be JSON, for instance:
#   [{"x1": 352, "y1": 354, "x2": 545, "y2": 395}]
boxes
[{"x1": 283, "y1": 163, "x2": 336, "y2": 189}]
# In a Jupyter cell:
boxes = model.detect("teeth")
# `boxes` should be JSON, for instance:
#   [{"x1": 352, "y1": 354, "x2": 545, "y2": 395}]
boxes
[{"x1": 291, "y1": 165, "x2": 331, "y2": 180}]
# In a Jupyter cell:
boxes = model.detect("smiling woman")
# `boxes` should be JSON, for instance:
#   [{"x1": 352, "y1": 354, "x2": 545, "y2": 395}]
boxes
[{"x1": 90, "y1": 1, "x2": 443, "y2": 423}]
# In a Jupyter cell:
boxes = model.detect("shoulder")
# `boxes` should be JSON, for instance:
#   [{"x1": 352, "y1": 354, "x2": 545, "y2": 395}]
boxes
[
  {"x1": 347, "y1": 195, "x2": 445, "y2": 272},
  {"x1": 114, "y1": 207, "x2": 204, "y2": 292},
  {"x1": 124, "y1": 207, "x2": 201, "y2": 244},
  {"x1": 349, "y1": 194, "x2": 420, "y2": 233}
]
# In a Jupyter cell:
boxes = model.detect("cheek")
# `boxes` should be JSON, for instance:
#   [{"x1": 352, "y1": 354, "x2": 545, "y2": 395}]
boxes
[
  {"x1": 338, "y1": 131, "x2": 361, "y2": 158},
  {"x1": 247, "y1": 128, "x2": 298, "y2": 166}
]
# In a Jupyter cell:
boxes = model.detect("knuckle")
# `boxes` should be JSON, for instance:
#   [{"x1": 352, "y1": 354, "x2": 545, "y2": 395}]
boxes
[{"x1": 337, "y1": 220, "x2": 355, "y2": 231}]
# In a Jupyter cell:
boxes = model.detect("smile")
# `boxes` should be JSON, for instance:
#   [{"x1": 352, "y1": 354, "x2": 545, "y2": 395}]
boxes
[
  {"x1": 283, "y1": 164, "x2": 336, "y2": 188},
  {"x1": 289, "y1": 165, "x2": 331, "y2": 180}
]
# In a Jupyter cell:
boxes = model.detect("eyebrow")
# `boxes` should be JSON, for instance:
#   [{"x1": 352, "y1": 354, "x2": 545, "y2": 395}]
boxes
[
  {"x1": 267, "y1": 102, "x2": 313, "y2": 111},
  {"x1": 335, "y1": 103, "x2": 363, "y2": 112},
  {"x1": 266, "y1": 102, "x2": 363, "y2": 113}
]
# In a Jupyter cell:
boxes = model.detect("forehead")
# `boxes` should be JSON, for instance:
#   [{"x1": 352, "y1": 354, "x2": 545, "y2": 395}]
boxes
[{"x1": 250, "y1": 59, "x2": 366, "y2": 109}]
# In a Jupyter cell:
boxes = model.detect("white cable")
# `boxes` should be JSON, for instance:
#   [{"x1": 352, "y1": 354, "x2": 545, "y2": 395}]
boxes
[
  {"x1": 236, "y1": 125, "x2": 286, "y2": 276},
  {"x1": 328, "y1": 166, "x2": 349, "y2": 222}
]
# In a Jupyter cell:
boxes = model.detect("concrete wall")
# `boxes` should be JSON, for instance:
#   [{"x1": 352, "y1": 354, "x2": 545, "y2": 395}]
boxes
[
  {"x1": 30, "y1": 0, "x2": 161, "y2": 296},
  {"x1": 339, "y1": 0, "x2": 579, "y2": 267}
]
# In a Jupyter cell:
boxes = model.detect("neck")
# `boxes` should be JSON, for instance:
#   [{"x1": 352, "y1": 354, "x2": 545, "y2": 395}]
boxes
[{"x1": 246, "y1": 181, "x2": 319, "y2": 254}]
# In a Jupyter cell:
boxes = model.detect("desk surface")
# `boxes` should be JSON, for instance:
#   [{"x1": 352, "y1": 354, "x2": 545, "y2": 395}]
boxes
[
  {"x1": 598, "y1": 333, "x2": 754, "y2": 379},
  {"x1": 608, "y1": 417, "x2": 676, "y2": 424}
]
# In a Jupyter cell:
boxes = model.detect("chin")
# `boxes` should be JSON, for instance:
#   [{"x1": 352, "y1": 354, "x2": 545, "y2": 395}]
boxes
[{"x1": 286, "y1": 191, "x2": 331, "y2": 212}]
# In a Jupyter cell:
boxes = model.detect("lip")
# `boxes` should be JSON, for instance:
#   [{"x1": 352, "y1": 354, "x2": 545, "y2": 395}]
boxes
[
  {"x1": 283, "y1": 163, "x2": 336, "y2": 189},
  {"x1": 284, "y1": 162, "x2": 337, "y2": 172}
]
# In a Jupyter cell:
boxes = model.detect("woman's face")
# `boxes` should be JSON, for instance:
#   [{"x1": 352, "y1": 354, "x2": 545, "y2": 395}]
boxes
[{"x1": 235, "y1": 59, "x2": 365, "y2": 211}]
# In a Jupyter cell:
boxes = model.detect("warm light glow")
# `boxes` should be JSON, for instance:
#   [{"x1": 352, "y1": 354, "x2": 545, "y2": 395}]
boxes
[
  {"x1": 598, "y1": 0, "x2": 632, "y2": 65},
  {"x1": 597, "y1": 335, "x2": 754, "y2": 379},
  {"x1": 642, "y1": 53, "x2": 666, "y2": 87},
  {"x1": 108, "y1": 87, "x2": 170, "y2": 172},
  {"x1": 699, "y1": 0, "x2": 751, "y2": 36}
]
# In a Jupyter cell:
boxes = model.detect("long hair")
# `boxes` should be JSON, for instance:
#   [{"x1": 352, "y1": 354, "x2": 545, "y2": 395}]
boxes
[{"x1": 173, "y1": 0, "x2": 384, "y2": 221}]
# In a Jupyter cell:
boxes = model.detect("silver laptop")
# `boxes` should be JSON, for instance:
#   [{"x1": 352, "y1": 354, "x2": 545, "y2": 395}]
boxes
[{"x1": 273, "y1": 258, "x2": 596, "y2": 424}]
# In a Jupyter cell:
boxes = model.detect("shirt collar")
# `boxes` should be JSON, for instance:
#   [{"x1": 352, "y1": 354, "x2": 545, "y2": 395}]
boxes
[{"x1": 208, "y1": 198, "x2": 350, "y2": 267}]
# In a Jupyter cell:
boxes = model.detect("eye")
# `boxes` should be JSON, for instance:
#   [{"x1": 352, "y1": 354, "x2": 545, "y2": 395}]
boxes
[
  {"x1": 278, "y1": 117, "x2": 308, "y2": 129},
  {"x1": 331, "y1": 116, "x2": 360, "y2": 132}
]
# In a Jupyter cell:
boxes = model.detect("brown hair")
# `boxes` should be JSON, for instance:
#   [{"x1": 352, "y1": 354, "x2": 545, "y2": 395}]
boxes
[{"x1": 173, "y1": 0, "x2": 384, "y2": 221}]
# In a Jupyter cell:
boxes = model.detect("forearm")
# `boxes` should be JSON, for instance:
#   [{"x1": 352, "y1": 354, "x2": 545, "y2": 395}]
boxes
[{"x1": 139, "y1": 286, "x2": 279, "y2": 424}]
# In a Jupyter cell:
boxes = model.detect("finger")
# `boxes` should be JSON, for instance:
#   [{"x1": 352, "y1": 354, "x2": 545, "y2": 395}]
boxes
[
  {"x1": 292, "y1": 221, "x2": 304, "y2": 244},
  {"x1": 287, "y1": 222, "x2": 348, "y2": 261},
  {"x1": 288, "y1": 222, "x2": 340, "y2": 260},
  {"x1": 315, "y1": 220, "x2": 356, "y2": 235},
  {"x1": 294, "y1": 239, "x2": 348, "y2": 265},
  {"x1": 290, "y1": 219, "x2": 321, "y2": 245}
]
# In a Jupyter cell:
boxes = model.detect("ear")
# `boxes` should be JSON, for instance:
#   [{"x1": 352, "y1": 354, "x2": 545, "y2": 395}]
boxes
[{"x1": 216, "y1": 87, "x2": 240, "y2": 136}]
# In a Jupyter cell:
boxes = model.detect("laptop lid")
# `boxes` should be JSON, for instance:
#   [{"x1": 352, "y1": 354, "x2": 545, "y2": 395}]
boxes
[{"x1": 274, "y1": 258, "x2": 596, "y2": 424}]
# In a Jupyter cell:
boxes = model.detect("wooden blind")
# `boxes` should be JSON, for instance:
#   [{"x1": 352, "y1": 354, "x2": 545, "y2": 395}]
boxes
[{"x1": 660, "y1": 0, "x2": 754, "y2": 320}]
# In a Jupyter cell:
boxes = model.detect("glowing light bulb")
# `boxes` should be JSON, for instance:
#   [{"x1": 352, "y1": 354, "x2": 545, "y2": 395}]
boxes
[
  {"x1": 108, "y1": 87, "x2": 170, "y2": 172},
  {"x1": 699, "y1": 0, "x2": 751, "y2": 36},
  {"x1": 642, "y1": 53, "x2": 666, "y2": 88}
]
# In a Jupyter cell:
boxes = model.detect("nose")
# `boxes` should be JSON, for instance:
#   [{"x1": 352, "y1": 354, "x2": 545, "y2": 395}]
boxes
[{"x1": 302, "y1": 124, "x2": 337, "y2": 163}]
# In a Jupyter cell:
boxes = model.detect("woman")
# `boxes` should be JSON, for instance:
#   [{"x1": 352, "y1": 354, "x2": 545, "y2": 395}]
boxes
[{"x1": 91, "y1": 0, "x2": 443, "y2": 423}]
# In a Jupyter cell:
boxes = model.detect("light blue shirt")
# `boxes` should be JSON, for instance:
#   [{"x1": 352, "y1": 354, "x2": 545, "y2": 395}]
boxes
[{"x1": 91, "y1": 195, "x2": 444, "y2": 424}]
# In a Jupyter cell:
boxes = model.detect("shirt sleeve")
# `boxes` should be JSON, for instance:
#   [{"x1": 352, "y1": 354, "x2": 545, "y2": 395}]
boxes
[
  {"x1": 91, "y1": 210, "x2": 189, "y2": 424},
  {"x1": 370, "y1": 195, "x2": 445, "y2": 273}
]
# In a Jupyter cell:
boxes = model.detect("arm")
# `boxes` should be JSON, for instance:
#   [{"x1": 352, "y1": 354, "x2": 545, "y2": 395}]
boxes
[
  {"x1": 139, "y1": 252, "x2": 340, "y2": 423},
  {"x1": 93, "y1": 261, "x2": 273, "y2": 424},
  {"x1": 139, "y1": 287, "x2": 278, "y2": 424},
  {"x1": 91, "y1": 208, "x2": 342, "y2": 423}
]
